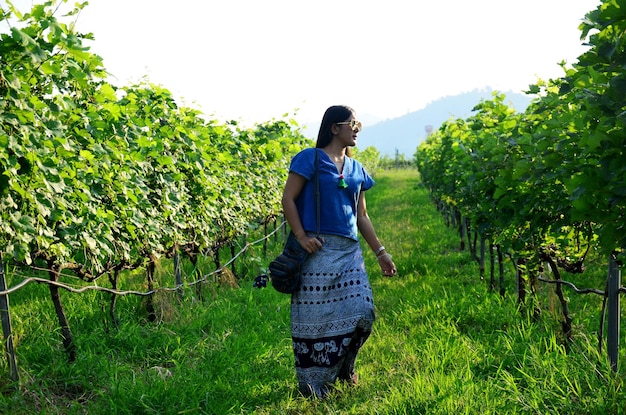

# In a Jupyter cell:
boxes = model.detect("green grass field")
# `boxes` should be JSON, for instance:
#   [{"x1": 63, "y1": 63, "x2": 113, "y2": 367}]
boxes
[{"x1": 0, "y1": 169, "x2": 623, "y2": 414}]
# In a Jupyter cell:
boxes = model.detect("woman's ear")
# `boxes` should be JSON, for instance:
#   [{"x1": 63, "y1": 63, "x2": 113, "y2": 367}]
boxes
[{"x1": 330, "y1": 123, "x2": 339, "y2": 136}]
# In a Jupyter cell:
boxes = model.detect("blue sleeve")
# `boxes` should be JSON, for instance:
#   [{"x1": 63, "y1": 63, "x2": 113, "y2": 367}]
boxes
[
  {"x1": 362, "y1": 166, "x2": 375, "y2": 191},
  {"x1": 289, "y1": 148, "x2": 317, "y2": 180},
  {"x1": 353, "y1": 159, "x2": 374, "y2": 191}
]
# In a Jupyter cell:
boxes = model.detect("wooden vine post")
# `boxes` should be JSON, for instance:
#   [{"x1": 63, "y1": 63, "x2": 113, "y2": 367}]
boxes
[
  {"x1": 607, "y1": 252, "x2": 621, "y2": 372},
  {"x1": 0, "y1": 255, "x2": 19, "y2": 382}
]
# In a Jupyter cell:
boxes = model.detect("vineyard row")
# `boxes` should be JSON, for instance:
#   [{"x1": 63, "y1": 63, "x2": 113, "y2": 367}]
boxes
[{"x1": 415, "y1": 0, "x2": 626, "y2": 370}]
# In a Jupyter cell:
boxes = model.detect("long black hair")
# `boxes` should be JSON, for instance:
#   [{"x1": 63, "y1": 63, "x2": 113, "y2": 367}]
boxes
[{"x1": 315, "y1": 105, "x2": 354, "y2": 156}]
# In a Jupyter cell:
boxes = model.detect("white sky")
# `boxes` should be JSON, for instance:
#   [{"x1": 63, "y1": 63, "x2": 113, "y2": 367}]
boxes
[{"x1": 6, "y1": 0, "x2": 601, "y2": 128}]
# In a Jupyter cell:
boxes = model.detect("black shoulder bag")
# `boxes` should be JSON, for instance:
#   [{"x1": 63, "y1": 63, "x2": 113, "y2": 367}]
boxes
[{"x1": 268, "y1": 150, "x2": 320, "y2": 294}]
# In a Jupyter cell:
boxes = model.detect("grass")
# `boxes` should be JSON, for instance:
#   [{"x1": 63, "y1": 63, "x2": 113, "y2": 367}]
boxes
[{"x1": 0, "y1": 169, "x2": 624, "y2": 414}]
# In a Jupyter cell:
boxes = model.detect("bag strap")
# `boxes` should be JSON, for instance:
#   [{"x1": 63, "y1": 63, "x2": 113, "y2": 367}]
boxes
[{"x1": 315, "y1": 149, "x2": 320, "y2": 237}]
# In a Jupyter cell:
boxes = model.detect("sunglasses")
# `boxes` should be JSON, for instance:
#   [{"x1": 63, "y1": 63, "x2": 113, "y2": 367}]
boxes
[{"x1": 336, "y1": 119, "x2": 362, "y2": 131}]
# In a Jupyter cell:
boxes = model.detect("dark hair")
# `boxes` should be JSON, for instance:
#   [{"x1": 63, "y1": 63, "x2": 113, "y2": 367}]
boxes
[{"x1": 316, "y1": 105, "x2": 355, "y2": 155}]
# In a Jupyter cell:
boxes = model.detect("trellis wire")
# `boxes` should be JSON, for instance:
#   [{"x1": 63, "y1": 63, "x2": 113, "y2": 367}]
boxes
[{"x1": 0, "y1": 221, "x2": 287, "y2": 297}]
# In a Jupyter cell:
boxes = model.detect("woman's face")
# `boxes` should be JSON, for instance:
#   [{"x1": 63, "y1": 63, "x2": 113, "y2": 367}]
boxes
[{"x1": 334, "y1": 114, "x2": 362, "y2": 147}]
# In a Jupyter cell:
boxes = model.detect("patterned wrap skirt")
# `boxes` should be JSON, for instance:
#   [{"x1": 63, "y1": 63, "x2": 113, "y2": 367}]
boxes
[{"x1": 290, "y1": 233, "x2": 375, "y2": 397}]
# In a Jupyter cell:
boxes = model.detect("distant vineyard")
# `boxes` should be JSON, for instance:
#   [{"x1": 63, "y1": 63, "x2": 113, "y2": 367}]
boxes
[{"x1": 415, "y1": 0, "x2": 626, "y2": 370}]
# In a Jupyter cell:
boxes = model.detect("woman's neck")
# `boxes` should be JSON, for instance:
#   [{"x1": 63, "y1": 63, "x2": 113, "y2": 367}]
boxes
[{"x1": 321, "y1": 144, "x2": 346, "y2": 162}]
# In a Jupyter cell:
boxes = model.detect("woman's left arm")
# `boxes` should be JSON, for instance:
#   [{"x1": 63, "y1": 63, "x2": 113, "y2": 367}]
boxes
[{"x1": 357, "y1": 191, "x2": 397, "y2": 277}]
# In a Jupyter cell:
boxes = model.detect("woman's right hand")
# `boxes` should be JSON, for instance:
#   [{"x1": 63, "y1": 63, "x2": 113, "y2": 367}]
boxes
[{"x1": 298, "y1": 235, "x2": 324, "y2": 254}]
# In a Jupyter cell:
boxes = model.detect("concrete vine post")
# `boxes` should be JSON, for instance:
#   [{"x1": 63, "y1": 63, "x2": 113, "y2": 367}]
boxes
[
  {"x1": 607, "y1": 252, "x2": 621, "y2": 372},
  {"x1": 174, "y1": 246, "x2": 183, "y2": 301},
  {"x1": 0, "y1": 255, "x2": 19, "y2": 382}
]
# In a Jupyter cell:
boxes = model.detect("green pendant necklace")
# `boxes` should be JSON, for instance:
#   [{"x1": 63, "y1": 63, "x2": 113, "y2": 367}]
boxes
[{"x1": 338, "y1": 174, "x2": 348, "y2": 189}]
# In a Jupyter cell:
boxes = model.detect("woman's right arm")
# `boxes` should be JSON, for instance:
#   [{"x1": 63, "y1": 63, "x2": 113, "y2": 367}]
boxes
[{"x1": 281, "y1": 172, "x2": 323, "y2": 253}]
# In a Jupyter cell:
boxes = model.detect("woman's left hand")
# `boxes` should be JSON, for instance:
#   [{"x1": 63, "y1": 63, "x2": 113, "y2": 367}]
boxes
[{"x1": 378, "y1": 253, "x2": 397, "y2": 277}]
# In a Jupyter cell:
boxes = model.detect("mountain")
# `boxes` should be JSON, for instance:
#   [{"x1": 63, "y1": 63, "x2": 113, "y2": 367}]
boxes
[{"x1": 342, "y1": 88, "x2": 534, "y2": 157}]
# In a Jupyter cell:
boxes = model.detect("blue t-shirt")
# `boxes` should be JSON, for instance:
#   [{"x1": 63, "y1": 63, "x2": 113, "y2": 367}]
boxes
[{"x1": 289, "y1": 148, "x2": 375, "y2": 241}]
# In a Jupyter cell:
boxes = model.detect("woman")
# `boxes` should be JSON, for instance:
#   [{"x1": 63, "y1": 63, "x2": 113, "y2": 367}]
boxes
[{"x1": 281, "y1": 105, "x2": 397, "y2": 398}]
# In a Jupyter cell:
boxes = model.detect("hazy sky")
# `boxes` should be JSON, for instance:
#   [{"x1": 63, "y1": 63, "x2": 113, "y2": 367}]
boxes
[{"x1": 7, "y1": 0, "x2": 601, "y2": 126}]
